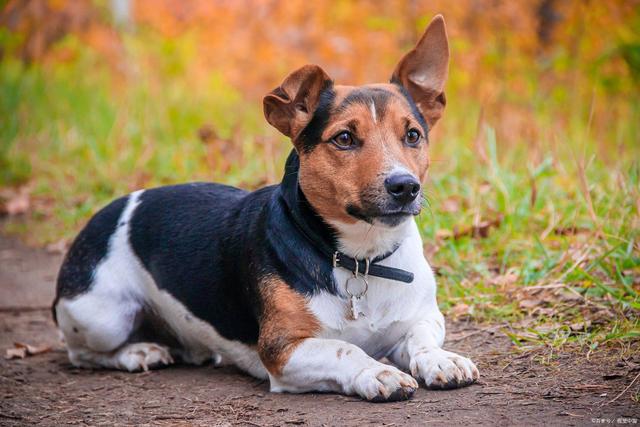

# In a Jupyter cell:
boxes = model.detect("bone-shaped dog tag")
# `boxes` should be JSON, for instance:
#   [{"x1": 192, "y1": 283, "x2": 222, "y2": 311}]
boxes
[
  {"x1": 349, "y1": 295, "x2": 359, "y2": 320},
  {"x1": 346, "y1": 273, "x2": 368, "y2": 321}
]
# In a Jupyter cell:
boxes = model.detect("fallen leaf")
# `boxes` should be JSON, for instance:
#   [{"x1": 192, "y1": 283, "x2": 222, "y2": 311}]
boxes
[
  {"x1": 489, "y1": 272, "x2": 519, "y2": 288},
  {"x1": 553, "y1": 226, "x2": 589, "y2": 236},
  {"x1": 519, "y1": 299, "x2": 543, "y2": 310},
  {"x1": 0, "y1": 186, "x2": 31, "y2": 216},
  {"x1": 14, "y1": 342, "x2": 52, "y2": 356},
  {"x1": 4, "y1": 347, "x2": 27, "y2": 360},
  {"x1": 569, "y1": 320, "x2": 592, "y2": 332},
  {"x1": 5, "y1": 342, "x2": 52, "y2": 360},
  {"x1": 441, "y1": 197, "x2": 461, "y2": 213},
  {"x1": 472, "y1": 215, "x2": 503, "y2": 238},
  {"x1": 423, "y1": 242, "x2": 440, "y2": 260},
  {"x1": 451, "y1": 303, "x2": 472, "y2": 319},
  {"x1": 435, "y1": 229, "x2": 453, "y2": 240},
  {"x1": 437, "y1": 215, "x2": 503, "y2": 240},
  {"x1": 474, "y1": 222, "x2": 491, "y2": 238}
]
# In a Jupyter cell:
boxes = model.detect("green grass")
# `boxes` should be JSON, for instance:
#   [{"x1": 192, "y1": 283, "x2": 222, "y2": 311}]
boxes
[{"x1": 1, "y1": 29, "x2": 638, "y2": 355}]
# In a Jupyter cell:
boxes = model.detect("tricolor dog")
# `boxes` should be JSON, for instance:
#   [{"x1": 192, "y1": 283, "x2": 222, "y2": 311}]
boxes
[{"x1": 53, "y1": 15, "x2": 479, "y2": 402}]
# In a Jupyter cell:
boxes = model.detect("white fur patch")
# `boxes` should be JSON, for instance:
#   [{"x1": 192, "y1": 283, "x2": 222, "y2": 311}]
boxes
[
  {"x1": 279, "y1": 218, "x2": 473, "y2": 398},
  {"x1": 326, "y1": 217, "x2": 414, "y2": 259},
  {"x1": 369, "y1": 101, "x2": 377, "y2": 124},
  {"x1": 309, "y1": 219, "x2": 439, "y2": 357}
]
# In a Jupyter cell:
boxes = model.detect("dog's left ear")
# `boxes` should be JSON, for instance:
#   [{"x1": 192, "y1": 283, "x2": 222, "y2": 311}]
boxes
[{"x1": 391, "y1": 14, "x2": 449, "y2": 128}]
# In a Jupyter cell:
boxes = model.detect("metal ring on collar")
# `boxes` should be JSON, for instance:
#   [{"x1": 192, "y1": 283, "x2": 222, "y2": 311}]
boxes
[
  {"x1": 352, "y1": 258, "x2": 370, "y2": 278},
  {"x1": 345, "y1": 275, "x2": 369, "y2": 298}
]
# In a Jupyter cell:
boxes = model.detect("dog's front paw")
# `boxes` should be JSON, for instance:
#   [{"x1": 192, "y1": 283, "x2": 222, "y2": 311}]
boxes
[
  {"x1": 410, "y1": 349, "x2": 479, "y2": 390},
  {"x1": 352, "y1": 364, "x2": 419, "y2": 402}
]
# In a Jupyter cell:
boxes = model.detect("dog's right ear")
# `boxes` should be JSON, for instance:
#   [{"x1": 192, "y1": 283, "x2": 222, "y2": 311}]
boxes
[
  {"x1": 391, "y1": 15, "x2": 449, "y2": 128},
  {"x1": 263, "y1": 64, "x2": 332, "y2": 139}
]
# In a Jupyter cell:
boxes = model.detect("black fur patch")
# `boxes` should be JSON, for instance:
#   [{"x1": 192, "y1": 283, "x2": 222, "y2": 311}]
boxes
[
  {"x1": 297, "y1": 83, "x2": 336, "y2": 153},
  {"x1": 127, "y1": 183, "x2": 262, "y2": 344},
  {"x1": 274, "y1": 150, "x2": 338, "y2": 294}
]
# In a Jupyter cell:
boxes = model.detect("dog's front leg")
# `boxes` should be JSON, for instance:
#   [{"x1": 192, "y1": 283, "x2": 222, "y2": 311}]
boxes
[
  {"x1": 389, "y1": 312, "x2": 479, "y2": 390},
  {"x1": 268, "y1": 338, "x2": 418, "y2": 402},
  {"x1": 257, "y1": 276, "x2": 417, "y2": 401}
]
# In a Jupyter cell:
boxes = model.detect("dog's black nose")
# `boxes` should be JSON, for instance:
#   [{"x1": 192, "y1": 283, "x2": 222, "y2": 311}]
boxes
[{"x1": 384, "y1": 174, "x2": 421, "y2": 204}]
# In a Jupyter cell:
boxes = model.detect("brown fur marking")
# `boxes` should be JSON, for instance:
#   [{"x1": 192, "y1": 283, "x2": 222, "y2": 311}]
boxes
[{"x1": 258, "y1": 275, "x2": 321, "y2": 376}]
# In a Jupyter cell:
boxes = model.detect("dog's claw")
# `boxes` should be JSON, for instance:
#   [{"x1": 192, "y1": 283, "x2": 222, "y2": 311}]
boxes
[{"x1": 370, "y1": 385, "x2": 416, "y2": 403}]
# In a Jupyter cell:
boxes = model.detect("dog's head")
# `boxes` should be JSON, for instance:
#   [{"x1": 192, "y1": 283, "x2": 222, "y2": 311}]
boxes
[{"x1": 264, "y1": 15, "x2": 449, "y2": 228}]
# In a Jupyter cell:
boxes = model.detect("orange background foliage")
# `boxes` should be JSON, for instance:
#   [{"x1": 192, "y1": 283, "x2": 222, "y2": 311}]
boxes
[{"x1": 4, "y1": 0, "x2": 638, "y2": 148}]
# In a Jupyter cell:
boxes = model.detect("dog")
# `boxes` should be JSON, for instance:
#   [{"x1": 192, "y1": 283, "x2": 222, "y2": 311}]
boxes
[{"x1": 53, "y1": 15, "x2": 479, "y2": 402}]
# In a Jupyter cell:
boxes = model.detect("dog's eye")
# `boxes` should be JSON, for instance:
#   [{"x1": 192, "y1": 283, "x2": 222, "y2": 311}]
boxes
[
  {"x1": 405, "y1": 129, "x2": 421, "y2": 146},
  {"x1": 332, "y1": 131, "x2": 355, "y2": 149}
]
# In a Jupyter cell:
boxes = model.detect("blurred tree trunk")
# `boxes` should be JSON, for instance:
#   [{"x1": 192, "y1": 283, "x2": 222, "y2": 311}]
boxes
[
  {"x1": 537, "y1": 0, "x2": 560, "y2": 48},
  {"x1": 110, "y1": 0, "x2": 132, "y2": 30}
]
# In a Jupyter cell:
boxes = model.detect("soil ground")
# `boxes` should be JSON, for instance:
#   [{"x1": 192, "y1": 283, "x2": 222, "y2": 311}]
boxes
[{"x1": 1, "y1": 234, "x2": 639, "y2": 426}]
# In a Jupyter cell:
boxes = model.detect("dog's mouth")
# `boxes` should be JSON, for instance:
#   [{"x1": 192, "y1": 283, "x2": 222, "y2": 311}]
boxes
[{"x1": 346, "y1": 204, "x2": 421, "y2": 227}]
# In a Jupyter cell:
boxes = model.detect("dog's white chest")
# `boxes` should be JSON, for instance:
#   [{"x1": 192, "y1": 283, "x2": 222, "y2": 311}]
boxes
[{"x1": 308, "y1": 220, "x2": 438, "y2": 358}]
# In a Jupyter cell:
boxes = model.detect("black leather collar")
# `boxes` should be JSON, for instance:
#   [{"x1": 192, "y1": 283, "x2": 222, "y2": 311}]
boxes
[{"x1": 279, "y1": 150, "x2": 414, "y2": 284}]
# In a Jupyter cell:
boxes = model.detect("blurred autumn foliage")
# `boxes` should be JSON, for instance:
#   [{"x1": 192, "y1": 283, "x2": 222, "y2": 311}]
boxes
[{"x1": 2, "y1": 0, "x2": 639, "y2": 144}]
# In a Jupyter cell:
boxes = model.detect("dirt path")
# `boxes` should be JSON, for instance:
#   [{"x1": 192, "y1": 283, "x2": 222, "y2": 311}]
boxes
[{"x1": 1, "y1": 235, "x2": 638, "y2": 426}]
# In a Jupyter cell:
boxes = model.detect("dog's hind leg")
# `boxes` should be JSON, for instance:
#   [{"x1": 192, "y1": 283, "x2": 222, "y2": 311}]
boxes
[
  {"x1": 69, "y1": 342, "x2": 173, "y2": 372},
  {"x1": 55, "y1": 292, "x2": 174, "y2": 371},
  {"x1": 54, "y1": 189, "x2": 174, "y2": 371}
]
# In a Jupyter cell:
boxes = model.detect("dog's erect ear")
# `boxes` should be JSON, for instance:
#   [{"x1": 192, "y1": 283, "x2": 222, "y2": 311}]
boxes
[
  {"x1": 263, "y1": 64, "x2": 332, "y2": 139},
  {"x1": 391, "y1": 15, "x2": 449, "y2": 128}
]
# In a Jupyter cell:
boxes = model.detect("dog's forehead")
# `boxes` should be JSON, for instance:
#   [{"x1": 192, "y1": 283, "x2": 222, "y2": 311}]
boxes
[
  {"x1": 297, "y1": 83, "x2": 425, "y2": 153},
  {"x1": 332, "y1": 84, "x2": 409, "y2": 118}
]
